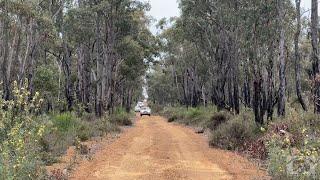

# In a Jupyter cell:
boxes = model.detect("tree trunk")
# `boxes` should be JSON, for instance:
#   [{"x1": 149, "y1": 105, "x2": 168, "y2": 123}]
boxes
[
  {"x1": 243, "y1": 64, "x2": 251, "y2": 108},
  {"x1": 95, "y1": 10, "x2": 103, "y2": 116},
  {"x1": 267, "y1": 42, "x2": 275, "y2": 120},
  {"x1": 278, "y1": 0, "x2": 286, "y2": 117},
  {"x1": 202, "y1": 85, "x2": 206, "y2": 107},
  {"x1": 294, "y1": 0, "x2": 307, "y2": 111},
  {"x1": 1, "y1": 1, "x2": 10, "y2": 100},
  {"x1": 61, "y1": 0, "x2": 73, "y2": 111},
  {"x1": 253, "y1": 75, "x2": 264, "y2": 125},
  {"x1": 62, "y1": 47, "x2": 73, "y2": 111},
  {"x1": 311, "y1": 0, "x2": 320, "y2": 113}
]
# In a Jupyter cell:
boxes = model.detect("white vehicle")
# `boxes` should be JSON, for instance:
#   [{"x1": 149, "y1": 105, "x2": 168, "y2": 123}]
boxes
[
  {"x1": 137, "y1": 101, "x2": 144, "y2": 107},
  {"x1": 134, "y1": 105, "x2": 141, "y2": 112},
  {"x1": 134, "y1": 101, "x2": 144, "y2": 112},
  {"x1": 140, "y1": 107, "x2": 151, "y2": 116}
]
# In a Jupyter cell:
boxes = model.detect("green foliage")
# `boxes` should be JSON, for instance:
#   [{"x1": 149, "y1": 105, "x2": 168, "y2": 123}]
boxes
[
  {"x1": 168, "y1": 115, "x2": 178, "y2": 123},
  {"x1": 148, "y1": 103, "x2": 163, "y2": 114},
  {"x1": 186, "y1": 108, "x2": 202, "y2": 119},
  {"x1": 147, "y1": 67, "x2": 179, "y2": 105},
  {"x1": 41, "y1": 113, "x2": 121, "y2": 166},
  {"x1": 52, "y1": 113, "x2": 78, "y2": 133},
  {"x1": 267, "y1": 127, "x2": 320, "y2": 179},
  {"x1": 97, "y1": 117, "x2": 121, "y2": 134},
  {"x1": 209, "y1": 112, "x2": 257, "y2": 150},
  {"x1": 162, "y1": 106, "x2": 259, "y2": 151},
  {"x1": 162, "y1": 106, "x2": 218, "y2": 127},
  {"x1": 34, "y1": 65, "x2": 59, "y2": 97},
  {"x1": 110, "y1": 108, "x2": 133, "y2": 126},
  {"x1": 205, "y1": 111, "x2": 232, "y2": 131},
  {"x1": 0, "y1": 81, "x2": 46, "y2": 179},
  {"x1": 266, "y1": 108, "x2": 320, "y2": 179}
]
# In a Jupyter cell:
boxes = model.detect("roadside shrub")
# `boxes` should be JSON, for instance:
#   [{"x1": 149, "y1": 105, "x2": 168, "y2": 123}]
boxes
[
  {"x1": 111, "y1": 108, "x2": 132, "y2": 126},
  {"x1": 186, "y1": 108, "x2": 202, "y2": 119},
  {"x1": 267, "y1": 127, "x2": 320, "y2": 179},
  {"x1": 97, "y1": 117, "x2": 121, "y2": 134},
  {"x1": 77, "y1": 121, "x2": 93, "y2": 142},
  {"x1": 41, "y1": 118, "x2": 77, "y2": 164},
  {"x1": 242, "y1": 138, "x2": 268, "y2": 160},
  {"x1": 0, "y1": 81, "x2": 46, "y2": 179},
  {"x1": 162, "y1": 106, "x2": 218, "y2": 127},
  {"x1": 52, "y1": 113, "x2": 78, "y2": 132},
  {"x1": 168, "y1": 115, "x2": 178, "y2": 122},
  {"x1": 209, "y1": 112, "x2": 257, "y2": 150},
  {"x1": 181, "y1": 107, "x2": 211, "y2": 126},
  {"x1": 266, "y1": 108, "x2": 320, "y2": 179},
  {"x1": 149, "y1": 103, "x2": 163, "y2": 114},
  {"x1": 51, "y1": 112, "x2": 97, "y2": 141},
  {"x1": 41, "y1": 113, "x2": 90, "y2": 164},
  {"x1": 206, "y1": 111, "x2": 231, "y2": 131},
  {"x1": 41, "y1": 114, "x2": 121, "y2": 166}
]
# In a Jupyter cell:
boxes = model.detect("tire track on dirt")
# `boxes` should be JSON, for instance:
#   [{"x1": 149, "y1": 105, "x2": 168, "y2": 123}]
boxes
[{"x1": 70, "y1": 116, "x2": 267, "y2": 180}]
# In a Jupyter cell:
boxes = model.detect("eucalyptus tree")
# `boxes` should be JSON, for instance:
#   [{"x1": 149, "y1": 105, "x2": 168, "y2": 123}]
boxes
[
  {"x1": 0, "y1": 0, "x2": 58, "y2": 99},
  {"x1": 0, "y1": 0, "x2": 155, "y2": 115},
  {"x1": 63, "y1": 0, "x2": 154, "y2": 115},
  {"x1": 278, "y1": 0, "x2": 286, "y2": 116},
  {"x1": 294, "y1": 0, "x2": 307, "y2": 111},
  {"x1": 149, "y1": 0, "x2": 301, "y2": 124}
]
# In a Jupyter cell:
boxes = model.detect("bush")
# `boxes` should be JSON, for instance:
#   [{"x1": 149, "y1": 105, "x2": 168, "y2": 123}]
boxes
[
  {"x1": 186, "y1": 108, "x2": 202, "y2": 119},
  {"x1": 111, "y1": 108, "x2": 133, "y2": 126},
  {"x1": 161, "y1": 106, "x2": 218, "y2": 127},
  {"x1": 205, "y1": 111, "x2": 231, "y2": 131},
  {"x1": 41, "y1": 112, "x2": 121, "y2": 166},
  {"x1": 0, "y1": 81, "x2": 46, "y2": 179},
  {"x1": 149, "y1": 103, "x2": 163, "y2": 114},
  {"x1": 266, "y1": 108, "x2": 320, "y2": 179},
  {"x1": 267, "y1": 127, "x2": 320, "y2": 179},
  {"x1": 51, "y1": 112, "x2": 98, "y2": 142},
  {"x1": 77, "y1": 122, "x2": 92, "y2": 142},
  {"x1": 97, "y1": 117, "x2": 121, "y2": 134},
  {"x1": 209, "y1": 112, "x2": 257, "y2": 150},
  {"x1": 168, "y1": 115, "x2": 178, "y2": 122},
  {"x1": 52, "y1": 113, "x2": 78, "y2": 132}
]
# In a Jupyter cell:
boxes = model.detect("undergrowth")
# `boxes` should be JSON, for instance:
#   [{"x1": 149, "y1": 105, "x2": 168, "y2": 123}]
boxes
[
  {"x1": 161, "y1": 105, "x2": 320, "y2": 179},
  {"x1": 0, "y1": 81, "x2": 133, "y2": 178},
  {"x1": 40, "y1": 112, "x2": 122, "y2": 166}
]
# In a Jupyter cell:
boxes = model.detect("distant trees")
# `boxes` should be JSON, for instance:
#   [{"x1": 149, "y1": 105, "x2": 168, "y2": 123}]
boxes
[
  {"x1": 0, "y1": 0, "x2": 155, "y2": 116},
  {"x1": 148, "y1": 0, "x2": 317, "y2": 124}
]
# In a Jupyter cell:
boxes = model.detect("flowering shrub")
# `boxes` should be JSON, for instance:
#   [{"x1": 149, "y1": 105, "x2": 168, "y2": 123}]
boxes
[
  {"x1": 267, "y1": 128, "x2": 320, "y2": 179},
  {"x1": 0, "y1": 80, "x2": 46, "y2": 179},
  {"x1": 267, "y1": 109, "x2": 320, "y2": 179}
]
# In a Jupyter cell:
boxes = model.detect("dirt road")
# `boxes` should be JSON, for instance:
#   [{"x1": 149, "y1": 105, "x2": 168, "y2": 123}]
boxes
[{"x1": 70, "y1": 116, "x2": 267, "y2": 180}]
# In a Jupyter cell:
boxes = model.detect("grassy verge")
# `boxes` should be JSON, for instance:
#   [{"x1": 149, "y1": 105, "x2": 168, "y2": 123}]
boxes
[
  {"x1": 41, "y1": 108, "x2": 134, "y2": 166},
  {"x1": 160, "y1": 106, "x2": 320, "y2": 179},
  {"x1": 161, "y1": 106, "x2": 259, "y2": 151},
  {"x1": 41, "y1": 113, "x2": 117, "y2": 165},
  {"x1": 0, "y1": 82, "x2": 135, "y2": 178}
]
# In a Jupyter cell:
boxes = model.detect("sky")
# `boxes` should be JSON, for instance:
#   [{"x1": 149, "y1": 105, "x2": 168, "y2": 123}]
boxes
[
  {"x1": 301, "y1": 0, "x2": 312, "y2": 16},
  {"x1": 146, "y1": 0, "x2": 313, "y2": 34},
  {"x1": 147, "y1": 0, "x2": 180, "y2": 20},
  {"x1": 146, "y1": 0, "x2": 180, "y2": 34}
]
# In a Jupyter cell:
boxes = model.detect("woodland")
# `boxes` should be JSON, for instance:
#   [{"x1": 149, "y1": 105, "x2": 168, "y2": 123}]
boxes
[{"x1": 1, "y1": 0, "x2": 320, "y2": 179}]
